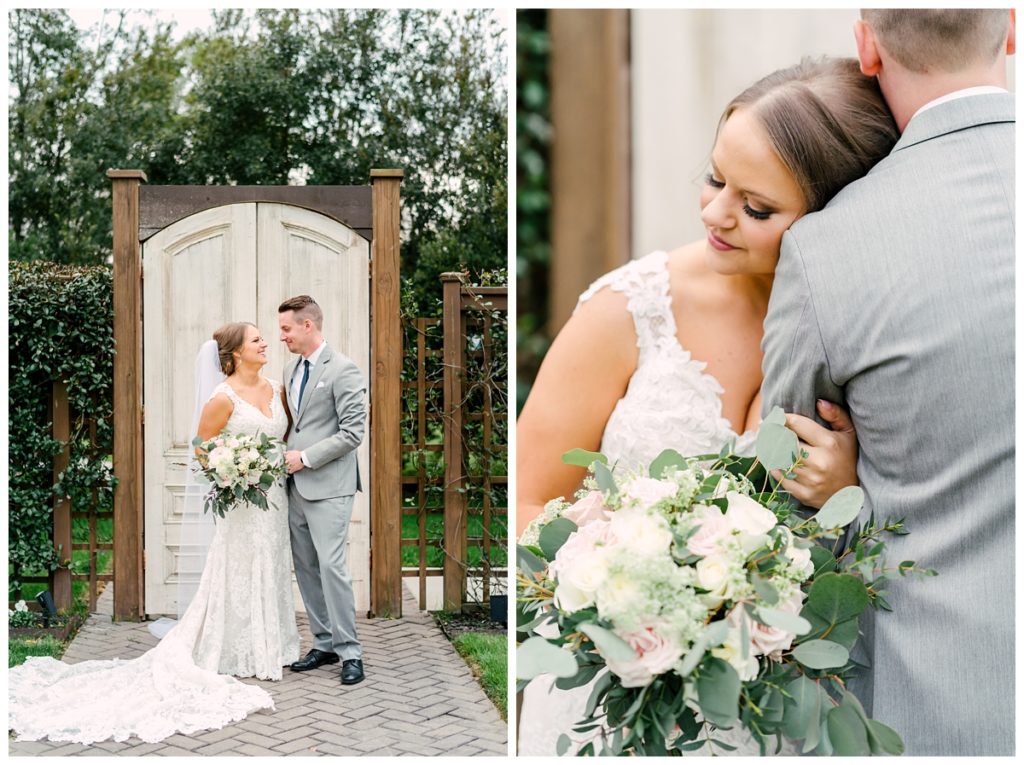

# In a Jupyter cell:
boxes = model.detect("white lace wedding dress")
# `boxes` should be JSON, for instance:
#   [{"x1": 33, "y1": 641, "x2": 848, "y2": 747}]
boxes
[
  {"x1": 8, "y1": 380, "x2": 301, "y2": 745},
  {"x1": 519, "y1": 251, "x2": 768, "y2": 756}
]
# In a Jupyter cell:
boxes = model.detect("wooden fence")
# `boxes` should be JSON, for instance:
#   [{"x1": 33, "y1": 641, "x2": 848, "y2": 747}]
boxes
[
  {"x1": 401, "y1": 275, "x2": 509, "y2": 611},
  {"x1": 10, "y1": 382, "x2": 112, "y2": 613}
]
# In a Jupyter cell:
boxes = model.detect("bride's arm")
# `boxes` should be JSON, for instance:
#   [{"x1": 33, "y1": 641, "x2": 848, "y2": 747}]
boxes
[
  {"x1": 194, "y1": 394, "x2": 233, "y2": 455},
  {"x1": 517, "y1": 288, "x2": 638, "y2": 536}
]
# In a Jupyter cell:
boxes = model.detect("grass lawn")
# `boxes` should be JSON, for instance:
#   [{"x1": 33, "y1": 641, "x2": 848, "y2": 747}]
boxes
[
  {"x1": 451, "y1": 632, "x2": 508, "y2": 719},
  {"x1": 9, "y1": 635, "x2": 65, "y2": 668}
]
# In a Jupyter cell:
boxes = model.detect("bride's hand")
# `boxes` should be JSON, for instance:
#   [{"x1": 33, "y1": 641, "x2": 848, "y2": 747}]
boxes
[{"x1": 771, "y1": 400, "x2": 858, "y2": 509}]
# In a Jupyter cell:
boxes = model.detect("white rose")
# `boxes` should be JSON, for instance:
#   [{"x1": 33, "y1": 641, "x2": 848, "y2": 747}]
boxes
[
  {"x1": 15, "y1": 600, "x2": 28, "y2": 613},
  {"x1": 562, "y1": 549, "x2": 610, "y2": 597},
  {"x1": 562, "y1": 491, "x2": 612, "y2": 528},
  {"x1": 621, "y1": 476, "x2": 677, "y2": 510},
  {"x1": 786, "y1": 543, "x2": 815, "y2": 578},
  {"x1": 686, "y1": 504, "x2": 731, "y2": 557},
  {"x1": 605, "y1": 626, "x2": 684, "y2": 688},
  {"x1": 596, "y1": 571, "x2": 642, "y2": 616},
  {"x1": 554, "y1": 580, "x2": 594, "y2": 613},
  {"x1": 548, "y1": 520, "x2": 615, "y2": 580},
  {"x1": 725, "y1": 492, "x2": 777, "y2": 554},
  {"x1": 695, "y1": 555, "x2": 733, "y2": 608},
  {"x1": 609, "y1": 510, "x2": 672, "y2": 556}
]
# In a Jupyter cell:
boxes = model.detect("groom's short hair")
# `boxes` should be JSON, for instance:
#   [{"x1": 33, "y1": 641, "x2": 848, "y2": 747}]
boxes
[
  {"x1": 861, "y1": 9, "x2": 1009, "y2": 73},
  {"x1": 278, "y1": 295, "x2": 324, "y2": 330}
]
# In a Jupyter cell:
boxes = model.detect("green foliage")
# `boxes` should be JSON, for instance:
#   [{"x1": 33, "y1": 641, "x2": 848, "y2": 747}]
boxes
[
  {"x1": 9, "y1": 262, "x2": 115, "y2": 591},
  {"x1": 9, "y1": 635, "x2": 66, "y2": 668},
  {"x1": 515, "y1": 10, "x2": 551, "y2": 410},
  {"x1": 9, "y1": 8, "x2": 507, "y2": 315}
]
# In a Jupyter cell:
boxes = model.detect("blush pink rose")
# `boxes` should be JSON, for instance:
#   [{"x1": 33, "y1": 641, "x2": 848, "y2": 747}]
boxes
[
  {"x1": 604, "y1": 626, "x2": 684, "y2": 688},
  {"x1": 562, "y1": 491, "x2": 612, "y2": 528},
  {"x1": 686, "y1": 504, "x2": 732, "y2": 557}
]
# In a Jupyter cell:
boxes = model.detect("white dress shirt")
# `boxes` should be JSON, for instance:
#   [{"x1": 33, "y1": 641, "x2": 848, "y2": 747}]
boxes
[
  {"x1": 291, "y1": 339, "x2": 327, "y2": 468},
  {"x1": 910, "y1": 85, "x2": 1009, "y2": 122}
]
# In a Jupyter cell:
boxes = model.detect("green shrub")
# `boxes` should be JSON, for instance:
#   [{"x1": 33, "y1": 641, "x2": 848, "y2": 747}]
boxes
[{"x1": 8, "y1": 262, "x2": 114, "y2": 593}]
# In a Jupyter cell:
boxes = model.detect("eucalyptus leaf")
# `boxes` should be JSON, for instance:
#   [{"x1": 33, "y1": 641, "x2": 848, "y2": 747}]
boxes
[
  {"x1": 649, "y1": 448, "x2": 687, "y2": 479},
  {"x1": 678, "y1": 620, "x2": 729, "y2": 677},
  {"x1": 827, "y1": 704, "x2": 870, "y2": 755},
  {"x1": 809, "y1": 544, "x2": 837, "y2": 576},
  {"x1": 782, "y1": 674, "x2": 820, "y2": 743},
  {"x1": 764, "y1": 406, "x2": 787, "y2": 426},
  {"x1": 866, "y1": 719, "x2": 904, "y2": 755},
  {"x1": 806, "y1": 573, "x2": 870, "y2": 625},
  {"x1": 517, "y1": 544, "x2": 548, "y2": 577},
  {"x1": 538, "y1": 518, "x2": 578, "y2": 561},
  {"x1": 696, "y1": 658, "x2": 740, "y2": 728},
  {"x1": 756, "y1": 422, "x2": 799, "y2": 472},
  {"x1": 562, "y1": 448, "x2": 608, "y2": 468},
  {"x1": 584, "y1": 671, "x2": 614, "y2": 718},
  {"x1": 556, "y1": 734, "x2": 571, "y2": 756},
  {"x1": 813, "y1": 485, "x2": 865, "y2": 529},
  {"x1": 592, "y1": 461, "x2": 618, "y2": 498},
  {"x1": 792, "y1": 639, "x2": 850, "y2": 670},
  {"x1": 751, "y1": 573, "x2": 779, "y2": 606},
  {"x1": 757, "y1": 606, "x2": 811, "y2": 636},
  {"x1": 517, "y1": 636, "x2": 578, "y2": 679},
  {"x1": 578, "y1": 622, "x2": 636, "y2": 662},
  {"x1": 555, "y1": 663, "x2": 600, "y2": 690},
  {"x1": 800, "y1": 609, "x2": 860, "y2": 650}
]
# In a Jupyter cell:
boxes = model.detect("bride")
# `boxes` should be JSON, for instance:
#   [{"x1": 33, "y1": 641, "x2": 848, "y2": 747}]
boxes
[
  {"x1": 8, "y1": 322, "x2": 300, "y2": 745},
  {"x1": 516, "y1": 57, "x2": 900, "y2": 755}
]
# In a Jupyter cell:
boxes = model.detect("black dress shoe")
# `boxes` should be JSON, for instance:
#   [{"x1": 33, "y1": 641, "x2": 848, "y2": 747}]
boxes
[
  {"x1": 341, "y1": 659, "x2": 365, "y2": 685},
  {"x1": 290, "y1": 649, "x2": 340, "y2": 672}
]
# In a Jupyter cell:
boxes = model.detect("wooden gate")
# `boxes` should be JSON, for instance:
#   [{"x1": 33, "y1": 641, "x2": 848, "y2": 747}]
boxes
[
  {"x1": 140, "y1": 203, "x2": 370, "y2": 615},
  {"x1": 109, "y1": 171, "x2": 404, "y2": 620}
]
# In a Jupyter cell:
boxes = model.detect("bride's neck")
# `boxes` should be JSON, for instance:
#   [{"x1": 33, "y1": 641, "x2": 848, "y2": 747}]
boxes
[
  {"x1": 727, "y1": 272, "x2": 774, "y2": 313},
  {"x1": 232, "y1": 366, "x2": 262, "y2": 386}
]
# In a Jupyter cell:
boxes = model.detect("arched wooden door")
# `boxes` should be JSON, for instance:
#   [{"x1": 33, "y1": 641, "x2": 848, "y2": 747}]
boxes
[{"x1": 141, "y1": 202, "x2": 371, "y2": 616}]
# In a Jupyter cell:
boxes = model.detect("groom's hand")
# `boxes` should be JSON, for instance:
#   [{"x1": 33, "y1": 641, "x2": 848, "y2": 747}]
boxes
[
  {"x1": 284, "y1": 450, "x2": 306, "y2": 474},
  {"x1": 771, "y1": 400, "x2": 858, "y2": 509}
]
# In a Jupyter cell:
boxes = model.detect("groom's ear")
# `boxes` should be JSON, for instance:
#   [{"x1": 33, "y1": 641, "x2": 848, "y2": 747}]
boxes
[
  {"x1": 854, "y1": 19, "x2": 882, "y2": 77},
  {"x1": 1006, "y1": 9, "x2": 1015, "y2": 56}
]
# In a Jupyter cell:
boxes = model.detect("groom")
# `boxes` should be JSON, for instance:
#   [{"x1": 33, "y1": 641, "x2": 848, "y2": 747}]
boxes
[
  {"x1": 762, "y1": 10, "x2": 1014, "y2": 756},
  {"x1": 279, "y1": 295, "x2": 366, "y2": 685}
]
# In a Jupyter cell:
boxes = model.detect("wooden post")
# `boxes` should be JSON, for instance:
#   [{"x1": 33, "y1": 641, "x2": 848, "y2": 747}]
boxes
[
  {"x1": 108, "y1": 169, "x2": 146, "y2": 621},
  {"x1": 549, "y1": 9, "x2": 632, "y2": 333},
  {"x1": 51, "y1": 382, "x2": 72, "y2": 612},
  {"x1": 369, "y1": 169, "x2": 403, "y2": 618},
  {"x1": 442, "y1": 273, "x2": 467, "y2": 612}
]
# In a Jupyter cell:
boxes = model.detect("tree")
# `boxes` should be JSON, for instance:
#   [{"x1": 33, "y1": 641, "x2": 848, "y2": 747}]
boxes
[{"x1": 8, "y1": 9, "x2": 508, "y2": 311}]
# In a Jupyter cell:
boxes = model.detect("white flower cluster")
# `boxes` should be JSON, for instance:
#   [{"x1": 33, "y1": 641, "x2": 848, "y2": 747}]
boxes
[
  {"x1": 201, "y1": 434, "x2": 278, "y2": 489},
  {"x1": 547, "y1": 466, "x2": 816, "y2": 688}
]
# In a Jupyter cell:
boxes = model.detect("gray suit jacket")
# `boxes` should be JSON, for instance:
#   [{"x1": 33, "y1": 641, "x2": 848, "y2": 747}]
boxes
[
  {"x1": 284, "y1": 345, "x2": 367, "y2": 500},
  {"x1": 762, "y1": 93, "x2": 1014, "y2": 755}
]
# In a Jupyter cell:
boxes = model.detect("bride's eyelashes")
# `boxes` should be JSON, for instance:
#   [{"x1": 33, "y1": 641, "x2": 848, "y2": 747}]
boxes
[
  {"x1": 743, "y1": 203, "x2": 772, "y2": 221},
  {"x1": 705, "y1": 172, "x2": 774, "y2": 221}
]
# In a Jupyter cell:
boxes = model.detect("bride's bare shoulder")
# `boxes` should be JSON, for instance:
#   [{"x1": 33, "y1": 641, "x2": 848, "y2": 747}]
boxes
[{"x1": 562, "y1": 279, "x2": 636, "y2": 357}]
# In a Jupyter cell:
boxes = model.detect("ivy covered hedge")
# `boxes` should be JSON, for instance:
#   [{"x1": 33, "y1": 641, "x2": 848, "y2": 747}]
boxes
[{"x1": 9, "y1": 262, "x2": 115, "y2": 591}]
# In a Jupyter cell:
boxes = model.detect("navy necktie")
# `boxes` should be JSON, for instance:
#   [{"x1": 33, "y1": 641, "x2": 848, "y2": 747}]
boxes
[{"x1": 297, "y1": 359, "x2": 311, "y2": 407}]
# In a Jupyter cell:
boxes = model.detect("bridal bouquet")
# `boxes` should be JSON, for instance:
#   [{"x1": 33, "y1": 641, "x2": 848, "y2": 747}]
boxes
[
  {"x1": 192, "y1": 432, "x2": 287, "y2": 518},
  {"x1": 517, "y1": 408, "x2": 934, "y2": 757}
]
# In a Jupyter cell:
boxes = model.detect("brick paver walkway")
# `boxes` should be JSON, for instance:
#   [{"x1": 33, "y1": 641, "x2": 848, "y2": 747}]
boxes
[{"x1": 9, "y1": 586, "x2": 507, "y2": 756}]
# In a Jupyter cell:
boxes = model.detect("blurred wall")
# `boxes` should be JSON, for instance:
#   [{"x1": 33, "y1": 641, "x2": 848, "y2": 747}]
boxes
[{"x1": 631, "y1": 9, "x2": 861, "y2": 255}]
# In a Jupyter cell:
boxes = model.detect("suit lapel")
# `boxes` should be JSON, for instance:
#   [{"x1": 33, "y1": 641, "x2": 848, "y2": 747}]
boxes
[
  {"x1": 284, "y1": 356, "x2": 300, "y2": 418},
  {"x1": 296, "y1": 346, "x2": 332, "y2": 424}
]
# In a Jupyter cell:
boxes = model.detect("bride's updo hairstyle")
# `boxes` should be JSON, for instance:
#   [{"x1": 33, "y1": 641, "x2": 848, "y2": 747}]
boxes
[
  {"x1": 719, "y1": 57, "x2": 899, "y2": 213},
  {"x1": 213, "y1": 322, "x2": 256, "y2": 377}
]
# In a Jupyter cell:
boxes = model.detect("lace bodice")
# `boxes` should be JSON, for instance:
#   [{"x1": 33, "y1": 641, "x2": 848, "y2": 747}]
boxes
[
  {"x1": 576, "y1": 250, "x2": 757, "y2": 468},
  {"x1": 213, "y1": 378, "x2": 288, "y2": 442}
]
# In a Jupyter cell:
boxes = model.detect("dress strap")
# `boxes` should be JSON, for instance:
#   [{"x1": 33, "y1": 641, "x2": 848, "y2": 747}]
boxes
[
  {"x1": 210, "y1": 381, "x2": 239, "y2": 406},
  {"x1": 574, "y1": 250, "x2": 677, "y2": 352}
]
